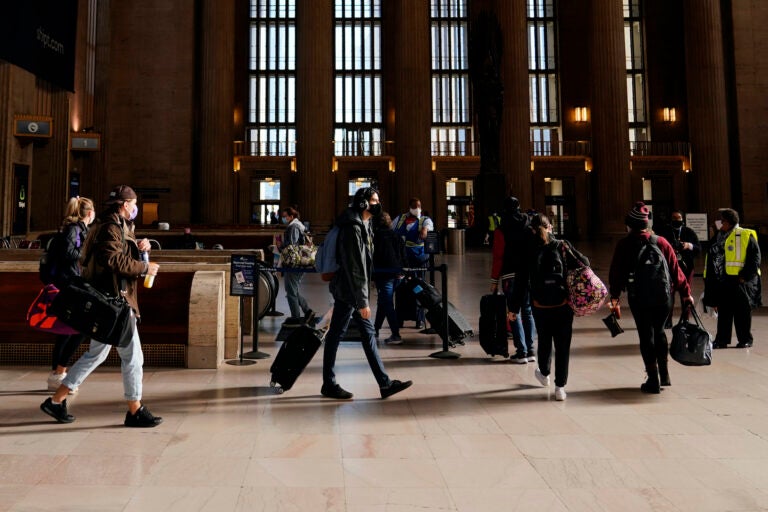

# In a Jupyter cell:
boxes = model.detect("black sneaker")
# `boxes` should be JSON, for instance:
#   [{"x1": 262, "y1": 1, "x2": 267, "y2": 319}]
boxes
[
  {"x1": 509, "y1": 351, "x2": 528, "y2": 364},
  {"x1": 736, "y1": 342, "x2": 753, "y2": 348},
  {"x1": 40, "y1": 397, "x2": 75, "y2": 423},
  {"x1": 380, "y1": 379, "x2": 413, "y2": 399},
  {"x1": 124, "y1": 405, "x2": 163, "y2": 428},
  {"x1": 321, "y1": 383, "x2": 353, "y2": 399}
]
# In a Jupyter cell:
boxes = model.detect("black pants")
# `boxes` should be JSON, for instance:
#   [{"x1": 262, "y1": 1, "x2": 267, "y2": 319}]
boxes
[
  {"x1": 532, "y1": 304, "x2": 573, "y2": 387},
  {"x1": 715, "y1": 283, "x2": 753, "y2": 345},
  {"x1": 630, "y1": 299, "x2": 672, "y2": 373},
  {"x1": 51, "y1": 333, "x2": 87, "y2": 370}
]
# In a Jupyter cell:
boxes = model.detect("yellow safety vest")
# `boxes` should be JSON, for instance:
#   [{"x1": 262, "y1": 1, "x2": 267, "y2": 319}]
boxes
[
  {"x1": 704, "y1": 226, "x2": 760, "y2": 277},
  {"x1": 488, "y1": 214, "x2": 500, "y2": 231}
]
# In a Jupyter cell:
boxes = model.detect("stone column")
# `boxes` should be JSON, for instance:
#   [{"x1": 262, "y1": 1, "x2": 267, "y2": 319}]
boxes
[
  {"x1": 197, "y1": 0, "x2": 235, "y2": 223},
  {"x1": 683, "y1": 0, "x2": 731, "y2": 214},
  {"x1": 495, "y1": 0, "x2": 530, "y2": 208},
  {"x1": 389, "y1": 0, "x2": 432, "y2": 216},
  {"x1": 30, "y1": 85, "x2": 71, "y2": 231},
  {"x1": 590, "y1": 0, "x2": 631, "y2": 236},
  {"x1": 296, "y1": 0, "x2": 334, "y2": 228}
]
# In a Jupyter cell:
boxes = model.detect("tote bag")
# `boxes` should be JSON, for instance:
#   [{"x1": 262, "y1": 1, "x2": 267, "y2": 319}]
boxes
[
  {"x1": 562, "y1": 244, "x2": 608, "y2": 316},
  {"x1": 670, "y1": 305, "x2": 713, "y2": 366},
  {"x1": 27, "y1": 284, "x2": 80, "y2": 335}
]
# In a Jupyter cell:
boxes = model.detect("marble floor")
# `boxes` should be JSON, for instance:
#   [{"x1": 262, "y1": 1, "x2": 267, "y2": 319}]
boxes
[{"x1": 3, "y1": 248, "x2": 768, "y2": 511}]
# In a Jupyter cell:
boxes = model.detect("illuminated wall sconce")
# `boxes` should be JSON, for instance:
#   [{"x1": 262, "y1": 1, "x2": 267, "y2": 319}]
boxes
[
  {"x1": 331, "y1": 157, "x2": 338, "y2": 172},
  {"x1": 584, "y1": 159, "x2": 593, "y2": 172},
  {"x1": 574, "y1": 106, "x2": 588, "y2": 123},
  {"x1": 431, "y1": 160, "x2": 437, "y2": 172},
  {"x1": 530, "y1": 160, "x2": 535, "y2": 172},
  {"x1": 663, "y1": 107, "x2": 676, "y2": 123},
  {"x1": 290, "y1": 158, "x2": 296, "y2": 172},
  {"x1": 233, "y1": 157, "x2": 241, "y2": 172},
  {"x1": 388, "y1": 159, "x2": 395, "y2": 172}
]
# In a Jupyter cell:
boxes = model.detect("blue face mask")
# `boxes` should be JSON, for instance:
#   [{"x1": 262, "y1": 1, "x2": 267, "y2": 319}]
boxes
[{"x1": 281, "y1": 217, "x2": 288, "y2": 224}]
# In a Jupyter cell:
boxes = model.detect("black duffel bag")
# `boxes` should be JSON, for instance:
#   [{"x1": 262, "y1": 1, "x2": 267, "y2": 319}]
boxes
[
  {"x1": 670, "y1": 304, "x2": 713, "y2": 366},
  {"x1": 49, "y1": 278, "x2": 134, "y2": 348}
]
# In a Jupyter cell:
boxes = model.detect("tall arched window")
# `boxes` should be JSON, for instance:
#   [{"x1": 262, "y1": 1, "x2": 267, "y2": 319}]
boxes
[
  {"x1": 247, "y1": 0, "x2": 296, "y2": 156},
  {"x1": 334, "y1": 0, "x2": 383, "y2": 156},
  {"x1": 430, "y1": 0, "x2": 472, "y2": 156},
  {"x1": 528, "y1": 0, "x2": 560, "y2": 156},
  {"x1": 625, "y1": 0, "x2": 648, "y2": 146}
]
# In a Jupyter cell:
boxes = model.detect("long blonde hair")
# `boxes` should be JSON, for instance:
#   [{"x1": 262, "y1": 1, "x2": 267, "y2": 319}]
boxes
[{"x1": 62, "y1": 196, "x2": 94, "y2": 229}]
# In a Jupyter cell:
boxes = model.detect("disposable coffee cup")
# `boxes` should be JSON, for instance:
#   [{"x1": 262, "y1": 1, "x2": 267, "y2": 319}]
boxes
[{"x1": 144, "y1": 268, "x2": 157, "y2": 288}]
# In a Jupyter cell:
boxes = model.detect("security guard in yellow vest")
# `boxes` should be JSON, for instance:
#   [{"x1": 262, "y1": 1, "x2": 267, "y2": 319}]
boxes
[
  {"x1": 484, "y1": 212, "x2": 500, "y2": 246},
  {"x1": 703, "y1": 208, "x2": 762, "y2": 348}
]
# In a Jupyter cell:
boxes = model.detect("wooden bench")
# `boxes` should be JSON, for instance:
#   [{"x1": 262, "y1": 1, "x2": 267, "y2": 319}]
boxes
[{"x1": 0, "y1": 261, "x2": 239, "y2": 369}]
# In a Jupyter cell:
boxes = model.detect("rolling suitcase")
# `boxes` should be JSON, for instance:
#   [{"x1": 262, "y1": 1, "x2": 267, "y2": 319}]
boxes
[
  {"x1": 395, "y1": 280, "x2": 421, "y2": 325},
  {"x1": 400, "y1": 276, "x2": 474, "y2": 343},
  {"x1": 425, "y1": 303, "x2": 474, "y2": 344},
  {"x1": 270, "y1": 312, "x2": 324, "y2": 393},
  {"x1": 478, "y1": 294, "x2": 509, "y2": 357}
]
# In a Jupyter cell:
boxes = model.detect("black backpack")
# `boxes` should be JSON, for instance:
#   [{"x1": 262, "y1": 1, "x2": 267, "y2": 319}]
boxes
[
  {"x1": 628, "y1": 235, "x2": 671, "y2": 305},
  {"x1": 530, "y1": 241, "x2": 568, "y2": 306},
  {"x1": 39, "y1": 232, "x2": 65, "y2": 285}
]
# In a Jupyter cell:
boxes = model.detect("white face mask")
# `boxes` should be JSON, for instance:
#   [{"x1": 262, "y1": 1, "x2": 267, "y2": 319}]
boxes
[
  {"x1": 626, "y1": 226, "x2": 631, "y2": 233},
  {"x1": 410, "y1": 208, "x2": 421, "y2": 217},
  {"x1": 715, "y1": 220, "x2": 723, "y2": 230}
]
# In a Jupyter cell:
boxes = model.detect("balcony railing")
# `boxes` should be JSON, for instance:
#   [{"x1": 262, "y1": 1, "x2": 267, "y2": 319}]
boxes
[
  {"x1": 430, "y1": 141, "x2": 479, "y2": 156},
  {"x1": 530, "y1": 140, "x2": 591, "y2": 157},
  {"x1": 630, "y1": 141, "x2": 691, "y2": 157}
]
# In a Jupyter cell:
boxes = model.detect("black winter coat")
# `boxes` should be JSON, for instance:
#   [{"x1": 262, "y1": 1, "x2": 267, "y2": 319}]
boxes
[{"x1": 373, "y1": 227, "x2": 408, "y2": 279}]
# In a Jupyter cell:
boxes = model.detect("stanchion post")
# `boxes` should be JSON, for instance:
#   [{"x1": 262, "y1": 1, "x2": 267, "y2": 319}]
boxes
[
  {"x1": 429, "y1": 263, "x2": 460, "y2": 359},
  {"x1": 226, "y1": 296, "x2": 256, "y2": 366},
  {"x1": 242, "y1": 267, "x2": 270, "y2": 360}
]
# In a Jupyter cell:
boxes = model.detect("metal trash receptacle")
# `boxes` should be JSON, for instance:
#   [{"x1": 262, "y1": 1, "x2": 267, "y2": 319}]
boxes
[{"x1": 446, "y1": 228, "x2": 465, "y2": 255}]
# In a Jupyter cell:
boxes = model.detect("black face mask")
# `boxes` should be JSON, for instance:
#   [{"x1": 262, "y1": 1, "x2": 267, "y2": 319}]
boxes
[
  {"x1": 671, "y1": 220, "x2": 683, "y2": 229},
  {"x1": 367, "y1": 203, "x2": 382, "y2": 216}
]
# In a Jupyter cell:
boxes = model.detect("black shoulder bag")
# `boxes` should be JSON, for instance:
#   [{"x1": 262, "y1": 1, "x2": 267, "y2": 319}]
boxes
[{"x1": 49, "y1": 222, "x2": 134, "y2": 347}]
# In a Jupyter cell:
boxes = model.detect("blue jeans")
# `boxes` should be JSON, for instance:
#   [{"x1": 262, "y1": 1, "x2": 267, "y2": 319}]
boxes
[
  {"x1": 284, "y1": 271, "x2": 310, "y2": 318},
  {"x1": 62, "y1": 313, "x2": 144, "y2": 401},
  {"x1": 323, "y1": 300, "x2": 391, "y2": 388},
  {"x1": 503, "y1": 277, "x2": 536, "y2": 355},
  {"x1": 374, "y1": 277, "x2": 400, "y2": 337}
]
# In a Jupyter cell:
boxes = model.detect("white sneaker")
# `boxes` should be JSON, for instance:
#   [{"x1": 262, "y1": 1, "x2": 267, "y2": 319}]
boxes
[
  {"x1": 527, "y1": 353, "x2": 536, "y2": 363},
  {"x1": 47, "y1": 372, "x2": 78, "y2": 394},
  {"x1": 534, "y1": 367, "x2": 550, "y2": 387},
  {"x1": 47, "y1": 372, "x2": 65, "y2": 391},
  {"x1": 555, "y1": 386, "x2": 567, "y2": 401}
]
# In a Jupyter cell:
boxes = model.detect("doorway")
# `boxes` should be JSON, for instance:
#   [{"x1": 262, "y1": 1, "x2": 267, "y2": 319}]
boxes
[
  {"x1": 12, "y1": 165, "x2": 29, "y2": 235},
  {"x1": 544, "y1": 177, "x2": 576, "y2": 238},
  {"x1": 641, "y1": 176, "x2": 673, "y2": 229}
]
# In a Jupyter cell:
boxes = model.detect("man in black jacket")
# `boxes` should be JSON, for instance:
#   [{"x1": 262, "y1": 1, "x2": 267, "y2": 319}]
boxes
[
  {"x1": 321, "y1": 187, "x2": 413, "y2": 400},
  {"x1": 656, "y1": 209, "x2": 701, "y2": 326}
]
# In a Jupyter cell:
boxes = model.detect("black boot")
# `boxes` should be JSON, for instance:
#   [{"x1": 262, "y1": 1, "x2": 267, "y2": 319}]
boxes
[
  {"x1": 641, "y1": 367, "x2": 661, "y2": 394},
  {"x1": 658, "y1": 359, "x2": 671, "y2": 387}
]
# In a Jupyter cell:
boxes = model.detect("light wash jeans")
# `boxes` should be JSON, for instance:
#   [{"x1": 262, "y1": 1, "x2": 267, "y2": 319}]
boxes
[
  {"x1": 284, "y1": 271, "x2": 310, "y2": 318},
  {"x1": 62, "y1": 313, "x2": 144, "y2": 401}
]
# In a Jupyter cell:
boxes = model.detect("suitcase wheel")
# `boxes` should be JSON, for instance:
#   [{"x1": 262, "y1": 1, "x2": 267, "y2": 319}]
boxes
[{"x1": 269, "y1": 381, "x2": 285, "y2": 394}]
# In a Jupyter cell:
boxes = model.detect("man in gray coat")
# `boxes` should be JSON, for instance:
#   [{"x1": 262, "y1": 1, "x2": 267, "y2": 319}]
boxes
[{"x1": 321, "y1": 187, "x2": 412, "y2": 400}]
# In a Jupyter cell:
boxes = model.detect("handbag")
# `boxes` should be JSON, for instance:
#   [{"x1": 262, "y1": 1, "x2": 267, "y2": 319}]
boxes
[
  {"x1": 49, "y1": 278, "x2": 134, "y2": 348},
  {"x1": 562, "y1": 243, "x2": 608, "y2": 316},
  {"x1": 280, "y1": 243, "x2": 317, "y2": 268},
  {"x1": 602, "y1": 311, "x2": 625, "y2": 337},
  {"x1": 670, "y1": 304, "x2": 713, "y2": 366},
  {"x1": 26, "y1": 284, "x2": 80, "y2": 335}
]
